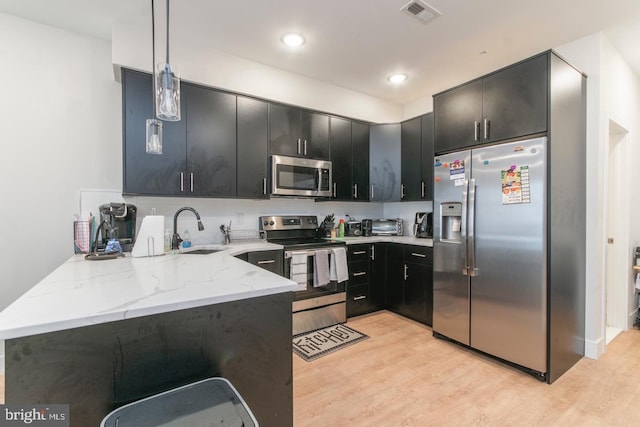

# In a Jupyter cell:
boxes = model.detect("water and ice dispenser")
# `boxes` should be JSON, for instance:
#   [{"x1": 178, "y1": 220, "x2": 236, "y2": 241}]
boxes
[{"x1": 440, "y1": 203, "x2": 462, "y2": 242}]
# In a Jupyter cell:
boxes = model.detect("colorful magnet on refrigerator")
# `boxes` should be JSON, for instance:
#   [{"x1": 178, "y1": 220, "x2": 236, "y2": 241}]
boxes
[
  {"x1": 443, "y1": 163, "x2": 449, "y2": 168},
  {"x1": 434, "y1": 159, "x2": 442, "y2": 167},
  {"x1": 435, "y1": 177, "x2": 441, "y2": 182},
  {"x1": 483, "y1": 160, "x2": 489, "y2": 165}
]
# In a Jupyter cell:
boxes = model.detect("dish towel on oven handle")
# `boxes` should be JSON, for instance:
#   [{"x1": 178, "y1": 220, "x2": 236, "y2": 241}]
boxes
[
  {"x1": 330, "y1": 247, "x2": 349, "y2": 283},
  {"x1": 313, "y1": 249, "x2": 330, "y2": 287},
  {"x1": 290, "y1": 251, "x2": 308, "y2": 291}
]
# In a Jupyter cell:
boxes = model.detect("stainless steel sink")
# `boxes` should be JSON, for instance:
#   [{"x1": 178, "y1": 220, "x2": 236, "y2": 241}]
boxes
[{"x1": 180, "y1": 248, "x2": 222, "y2": 255}]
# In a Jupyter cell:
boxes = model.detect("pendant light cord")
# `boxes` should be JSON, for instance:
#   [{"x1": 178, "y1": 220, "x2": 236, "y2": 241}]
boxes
[
  {"x1": 151, "y1": 0, "x2": 157, "y2": 118},
  {"x1": 165, "y1": 0, "x2": 170, "y2": 64}
]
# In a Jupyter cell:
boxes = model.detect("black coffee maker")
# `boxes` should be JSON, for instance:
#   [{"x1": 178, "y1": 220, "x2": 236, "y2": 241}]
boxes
[
  {"x1": 98, "y1": 203, "x2": 137, "y2": 252},
  {"x1": 413, "y1": 212, "x2": 433, "y2": 238}
]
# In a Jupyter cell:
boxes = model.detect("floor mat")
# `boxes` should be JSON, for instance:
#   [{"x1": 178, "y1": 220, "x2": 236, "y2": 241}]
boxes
[{"x1": 293, "y1": 324, "x2": 369, "y2": 361}]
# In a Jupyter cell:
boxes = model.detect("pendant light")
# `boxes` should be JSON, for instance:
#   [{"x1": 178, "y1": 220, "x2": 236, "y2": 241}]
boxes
[
  {"x1": 155, "y1": 0, "x2": 181, "y2": 121},
  {"x1": 146, "y1": 0, "x2": 163, "y2": 154}
]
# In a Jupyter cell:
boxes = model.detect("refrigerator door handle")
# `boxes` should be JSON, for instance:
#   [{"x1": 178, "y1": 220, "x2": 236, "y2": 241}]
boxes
[
  {"x1": 468, "y1": 178, "x2": 478, "y2": 276},
  {"x1": 461, "y1": 179, "x2": 469, "y2": 275}
]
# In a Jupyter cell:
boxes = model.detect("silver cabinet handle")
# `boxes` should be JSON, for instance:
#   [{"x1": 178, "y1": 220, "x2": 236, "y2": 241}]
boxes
[
  {"x1": 353, "y1": 251, "x2": 366, "y2": 255},
  {"x1": 304, "y1": 140, "x2": 307, "y2": 156},
  {"x1": 371, "y1": 185, "x2": 374, "y2": 200},
  {"x1": 263, "y1": 178, "x2": 267, "y2": 195},
  {"x1": 468, "y1": 178, "x2": 478, "y2": 276},
  {"x1": 353, "y1": 272, "x2": 366, "y2": 277},
  {"x1": 483, "y1": 119, "x2": 489, "y2": 140},
  {"x1": 353, "y1": 183, "x2": 358, "y2": 199},
  {"x1": 411, "y1": 252, "x2": 426, "y2": 258},
  {"x1": 404, "y1": 264, "x2": 408, "y2": 280},
  {"x1": 353, "y1": 295, "x2": 366, "y2": 301},
  {"x1": 421, "y1": 181, "x2": 425, "y2": 198},
  {"x1": 333, "y1": 182, "x2": 337, "y2": 198},
  {"x1": 401, "y1": 184, "x2": 405, "y2": 199},
  {"x1": 297, "y1": 138, "x2": 301, "y2": 154},
  {"x1": 370, "y1": 245, "x2": 375, "y2": 260},
  {"x1": 257, "y1": 259, "x2": 276, "y2": 265},
  {"x1": 180, "y1": 172, "x2": 185, "y2": 192},
  {"x1": 474, "y1": 121, "x2": 479, "y2": 141},
  {"x1": 190, "y1": 173, "x2": 194, "y2": 192}
]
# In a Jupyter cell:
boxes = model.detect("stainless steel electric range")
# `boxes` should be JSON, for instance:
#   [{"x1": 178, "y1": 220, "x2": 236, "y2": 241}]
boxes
[{"x1": 259, "y1": 215, "x2": 347, "y2": 335}]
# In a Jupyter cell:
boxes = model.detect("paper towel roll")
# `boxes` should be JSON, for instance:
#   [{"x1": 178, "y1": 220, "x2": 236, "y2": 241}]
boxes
[{"x1": 131, "y1": 215, "x2": 165, "y2": 258}]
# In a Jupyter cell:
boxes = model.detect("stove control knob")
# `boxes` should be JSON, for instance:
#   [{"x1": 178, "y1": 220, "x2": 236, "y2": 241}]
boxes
[
  {"x1": 269, "y1": 220, "x2": 275, "y2": 226},
  {"x1": 263, "y1": 221, "x2": 269, "y2": 227}
]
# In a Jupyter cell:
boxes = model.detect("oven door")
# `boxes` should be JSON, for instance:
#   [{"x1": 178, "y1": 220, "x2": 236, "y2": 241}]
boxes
[
  {"x1": 271, "y1": 155, "x2": 332, "y2": 197},
  {"x1": 284, "y1": 249, "x2": 345, "y2": 300}
]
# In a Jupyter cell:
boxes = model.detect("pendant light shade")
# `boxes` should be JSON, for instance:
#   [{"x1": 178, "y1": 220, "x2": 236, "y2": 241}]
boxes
[
  {"x1": 146, "y1": 118, "x2": 163, "y2": 155},
  {"x1": 155, "y1": 0, "x2": 180, "y2": 121},
  {"x1": 156, "y1": 62, "x2": 181, "y2": 121}
]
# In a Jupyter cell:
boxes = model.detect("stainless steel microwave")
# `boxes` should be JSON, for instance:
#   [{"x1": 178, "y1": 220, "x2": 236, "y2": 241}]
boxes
[{"x1": 270, "y1": 155, "x2": 332, "y2": 197}]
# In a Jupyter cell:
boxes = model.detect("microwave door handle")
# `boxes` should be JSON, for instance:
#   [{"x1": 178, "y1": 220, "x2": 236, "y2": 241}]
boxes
[{"x1": 316, "y1": 169, "x2": 321, "y2": 193}]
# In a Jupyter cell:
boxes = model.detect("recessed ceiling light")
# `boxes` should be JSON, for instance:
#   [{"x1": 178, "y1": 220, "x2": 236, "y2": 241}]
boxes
[
  {"x1": 281, "y1": 33, "x2": 305, "y2": 47},
  {"x1": 388, "y1": 73, "x2": 408, "y2": 84}
]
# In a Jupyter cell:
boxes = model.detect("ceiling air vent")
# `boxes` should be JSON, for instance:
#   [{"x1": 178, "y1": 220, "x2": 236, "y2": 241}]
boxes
[{"x1": 401, "y1": 0, "x2": 442, "y2": 24}]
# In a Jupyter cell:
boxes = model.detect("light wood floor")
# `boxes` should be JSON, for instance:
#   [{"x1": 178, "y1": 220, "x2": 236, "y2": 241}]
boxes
[{"x1": 294, "y1": 311, "x2": 640, "y2": 427}]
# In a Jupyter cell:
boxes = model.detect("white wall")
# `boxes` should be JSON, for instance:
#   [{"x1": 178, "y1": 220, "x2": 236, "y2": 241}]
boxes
[
  {"x1": 0, "y1": 13, "x2": 122, "y2": 313},
  {"x1": 555, "y1": 33, "x2": 640, "y2": 358}
]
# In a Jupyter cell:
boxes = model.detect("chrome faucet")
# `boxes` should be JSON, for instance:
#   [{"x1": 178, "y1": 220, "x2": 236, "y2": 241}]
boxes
[{"x1": 172, "y1": 207, "x2": 205, "y2": 249}]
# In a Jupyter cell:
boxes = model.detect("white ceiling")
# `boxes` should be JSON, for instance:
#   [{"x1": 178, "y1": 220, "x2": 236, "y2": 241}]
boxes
[{"x1": 1, "y1": 0, "x2": 640, "y2": 105}]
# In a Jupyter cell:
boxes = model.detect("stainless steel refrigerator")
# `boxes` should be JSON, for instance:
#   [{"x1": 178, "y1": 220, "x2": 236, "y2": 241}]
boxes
[{"x1": 433, "y1": 136, "x2": 547, "y2": 376}]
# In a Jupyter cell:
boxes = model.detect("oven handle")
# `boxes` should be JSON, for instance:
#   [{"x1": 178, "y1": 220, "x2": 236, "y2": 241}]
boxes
[{"x1": 285, "y1": 250, "x2": 318, "y2": 259}]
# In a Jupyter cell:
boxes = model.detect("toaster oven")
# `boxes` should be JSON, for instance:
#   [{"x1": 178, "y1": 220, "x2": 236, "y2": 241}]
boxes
[{"x1": 369, "y1": 219, "x2": 403, "y2": 236}]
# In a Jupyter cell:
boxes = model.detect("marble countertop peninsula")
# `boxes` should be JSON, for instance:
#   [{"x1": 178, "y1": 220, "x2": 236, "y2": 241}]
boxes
[{"x1": 0, "y1": 242, "x2": 295, "y2": 340}]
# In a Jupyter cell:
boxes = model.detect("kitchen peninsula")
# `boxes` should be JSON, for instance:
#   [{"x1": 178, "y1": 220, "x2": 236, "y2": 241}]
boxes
[{"x1": 0, "y1": 243, "x2": 296, "y2": 427}]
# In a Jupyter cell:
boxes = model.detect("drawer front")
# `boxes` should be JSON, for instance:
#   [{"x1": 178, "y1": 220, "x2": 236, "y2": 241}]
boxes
[
  {"x1": 402, "y1": 245, "x2": 433, "y2": 265},
  {"x1": 349, "y1": 261, "x2": 370, "y2": 285},
  {"x1": 347, "y1": 244, "x2": 372, "y2": 263},
  {"x1": 247, "y1": 250, "x2": 284, "y2": 275},
  {"x1": 346, "y1": 284, "x2": 372, "y2": 318}
]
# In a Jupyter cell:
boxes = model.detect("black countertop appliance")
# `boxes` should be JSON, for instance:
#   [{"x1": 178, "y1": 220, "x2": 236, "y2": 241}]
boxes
[{"x1": 414, "y1": 212, "x2": 433, "y2": 238}]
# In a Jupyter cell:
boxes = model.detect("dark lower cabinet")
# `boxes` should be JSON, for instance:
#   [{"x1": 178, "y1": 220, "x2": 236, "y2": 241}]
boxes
[
  {"x1": 385, "y1": 244, "x2": 404, "y2": 313},
  {"x1": 370, "y1": 243, "x2": 387, "y2": 310},
  {"x1": 401, "y1": 245, "x2": 433, "y2": 326},
  {"x1": 247, "y1": 250, "x2": 284, "y2": 276},
  {"x1": 346, "y1": 244, "x2": 375, "y2": 317}
]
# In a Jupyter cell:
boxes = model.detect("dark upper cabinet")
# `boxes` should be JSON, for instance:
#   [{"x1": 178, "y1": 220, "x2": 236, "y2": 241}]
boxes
[
  {"x1": 184, "y1": 83, "x2": 236, "y2": 197},
  {"x1": 269, "y1": 103, "x2": 329, "y2": 159},
  {"x1": 434, "y1": 53, "x2": 549, "y2": 153},
  {"x1": 420, "y1": 113, "x2": 434, "y2": 201},
  {"x1": 351, "y1": 121, "x2": 370, "y2": 201},
  {"x1": 237, "y1": 96, "x2": 268, "y2": 198},
  {"x1": 369, "y1": 124, "x2": 401, "y2": 202},
  {"x1": 400, "y1": 113, "x2": 434, "y2": 201},
  {"x1": 122, "y1": 69, "x2": 186, "y2": 196},
  {"x1": 329, "y1": 117, "x2": 369, "y2": 201},
  {"x1": 122, "y1": 70, "x2": 236, "y2": 197}
]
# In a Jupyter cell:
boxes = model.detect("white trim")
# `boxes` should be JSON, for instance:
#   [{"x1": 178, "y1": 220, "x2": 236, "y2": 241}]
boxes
[{"x1": 585, "y1": 336, "x2": 604, "y2": 360}]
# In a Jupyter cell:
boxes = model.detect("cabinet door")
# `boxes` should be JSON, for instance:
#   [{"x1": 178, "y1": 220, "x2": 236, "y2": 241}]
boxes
[
  {"x1": 369, "y1": 124, "x2": 401, "y2": 202},
  {"x1": 370, "y1": 243, "x2": 387, "y2": 310},
  {"x1": 184, "y1": 84, "x2": 236, "y2": 197},
  {"x1": 421, "y1": 113, "x2": 434, "y2": 200},
  {"x1": 237, "y1": 96, "x2": 268, "y2": 198},
  {"x1": 351, "y1": 121, "x2": 370, "y2": 201},
  {"x1": 269, "y1": 103, "x2": 301, "y2": 156},
  {"x1": 386, "y1": 244, "x2": 404, "y2": 312},
  {"x1": 330, "y1": 117, "x2": 352, "y2": 200},
  {"x1": 247, "y1": 250, "x2": 284, "y2": 276},
  {"x1": 433, "y1": 79, "x2": 483, "y2": 154},
  {"x1": 122, "y1": 69, "x2": 186, "y2": 196},
  {"x1": 482, "y1": 54, "x2": 548, "y2": 143},
  {"x1": 401, "y1": 116, "x2": 422, "y2": 201},
  {"x1": 403, "y1": 262, "x2": 428, "y2": 323},
  {"x1": 302, "y1": 111, "x2": 330, "y2": 159}
]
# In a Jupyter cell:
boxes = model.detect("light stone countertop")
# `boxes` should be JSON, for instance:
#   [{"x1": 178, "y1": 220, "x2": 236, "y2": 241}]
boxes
[
  {"x1": 0, "y1": 242, "x2": 294, "y2": 340},
  {"x1": 333, "y1": 236, "x2": 434, "y2": 247}
]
